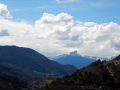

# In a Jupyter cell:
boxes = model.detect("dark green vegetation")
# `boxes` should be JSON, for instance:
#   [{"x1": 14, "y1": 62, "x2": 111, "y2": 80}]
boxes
[
  {"x1": 0, "y1": 46, "x2": 77, "y2": 82},
  {"x1": 42, "y1": 55, "x2": 120, "y2": 90},
  {"x1": 1, "y1": 45, "x2": 120, "y2": 90},
  {"x1": 0, "y1": 72, "x2": 27, "y2": 90}
]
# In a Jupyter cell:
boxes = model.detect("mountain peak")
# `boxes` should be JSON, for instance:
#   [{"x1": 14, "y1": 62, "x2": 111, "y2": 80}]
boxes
[
  {"x1": 113, "y1": 54, "x2": 120, "y2": 60},
  {"x1": 69, "y1": 50, "x2": 78, "y2": 56}
]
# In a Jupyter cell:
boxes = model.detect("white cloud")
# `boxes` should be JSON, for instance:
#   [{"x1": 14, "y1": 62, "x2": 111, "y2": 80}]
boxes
[
  {"x1": 0, "y1": 11, "x2": 120, "y2": 57},
  {"x1": 0, "y1": 3, "x2": 12, "y2": 18},
  {"x1": 0, "y1": 18, "x2": 33, "y2": 37},
  {"x1": 34, "y1": 13, "x2": 73, "y2": 39},
  {"x1": 30, "y1": 13, "x2": 120, "y2": 57},
  {"x1": 84, "y1": 22, "x2": 97, "y2": 27}
]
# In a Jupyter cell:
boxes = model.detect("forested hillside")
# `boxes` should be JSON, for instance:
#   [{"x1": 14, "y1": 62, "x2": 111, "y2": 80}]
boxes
[{"x1": 42, "y1": 55, "x2": 120, "y2": 90}]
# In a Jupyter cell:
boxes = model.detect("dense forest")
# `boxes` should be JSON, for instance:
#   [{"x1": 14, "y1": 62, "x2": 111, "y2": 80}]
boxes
[
  {"x1": 0, "y1": 72, "x2": 27, "y2": 90},
  {"x1": 0, "y1": 46, "x2": 77, "y2": 82}
]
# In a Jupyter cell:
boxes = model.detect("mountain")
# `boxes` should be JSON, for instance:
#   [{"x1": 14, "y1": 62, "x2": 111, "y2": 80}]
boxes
[
  {"x1": 52, "y1": 54, "x2": 68, "y2": 60},
  {"x1": 69, "y1": 50, "x2": 78, "y2": 56},
  {"x1": 83, "y1": 55, "x2": 100, "y2": 60},
  {"x1": 0, "y1": 46, "x2": 77, "y2": 82},
  {"x1": 54, "y1": 51, "x2": 95, "y2": 69},
  {"x1": 84, "y1": 55, "x2": 117, "y2": 61},
  {"x1": 41, "y1": 55, "x2": 120, "y2": 90}
]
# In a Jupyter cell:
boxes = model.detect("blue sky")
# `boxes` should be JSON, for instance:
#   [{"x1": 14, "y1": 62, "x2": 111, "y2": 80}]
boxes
[
  {"x1": 0, "y1": 0, "x2": 120, "y2": 58},
  {"x1": 1, "y1": 0, "x2": 120, "y2": 24}
]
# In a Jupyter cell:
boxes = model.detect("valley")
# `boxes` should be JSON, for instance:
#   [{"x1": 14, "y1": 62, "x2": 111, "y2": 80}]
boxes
[{"x1": 0, "y1": 45, "x2": 120, "y2": 90}]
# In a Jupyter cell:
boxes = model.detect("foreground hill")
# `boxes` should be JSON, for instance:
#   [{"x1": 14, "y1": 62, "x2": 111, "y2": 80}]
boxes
[
  {"x1": 0, "y1": 72, "x2": 27, "y2": 90},
  {"x1": 42, "y1": 55, "x2": 120, "y2": 90},
  {"x1": 0, "y1": 63, "x2": 34, "y2": 82},
  {"x1": 0, "y1": 46, "x2": 77, "y2": 82},
  {"x1": 54, "y1": 51, "x2": 95, "y2": 68}
]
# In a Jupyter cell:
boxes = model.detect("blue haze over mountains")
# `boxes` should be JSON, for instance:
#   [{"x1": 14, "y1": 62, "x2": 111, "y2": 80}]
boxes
[{"x1": 53, "y1": 51, "x2": 115, "y2": 69}]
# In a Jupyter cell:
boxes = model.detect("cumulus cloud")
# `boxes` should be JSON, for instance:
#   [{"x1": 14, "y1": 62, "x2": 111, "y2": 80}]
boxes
[
  {"x1": 34, "y1": 13, "x2": 73, "y2": 39},
  {"x1": 33, "y1": 13, "x2": 120, "y2": 57},
  {"x1": 0, "y1": 3, "x2": 12, "y2": 18},
  {"x1": 0, "y1": 18, "x2": 33, "y2": 37},
  {"x1": 0, "y1": 11, "x2": 120, "y2": 57}
]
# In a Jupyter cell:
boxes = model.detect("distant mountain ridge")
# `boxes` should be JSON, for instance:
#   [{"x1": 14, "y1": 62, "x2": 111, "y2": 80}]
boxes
[
  {"x1": 42, "y1": 55, "x2": 120, "y2": 90},
  {"x1": 0, "y1": 46, "x2": 77, "y2": 82},
  {"x1": 84, "y1": 55, "x2": 116, "y2": 61},
  {"x1": 54, "y1": 51, "x2": 95, "y2": 69}
]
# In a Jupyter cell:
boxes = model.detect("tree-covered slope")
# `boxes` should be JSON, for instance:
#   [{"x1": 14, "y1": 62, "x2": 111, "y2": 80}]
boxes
[
  {"x1": 0, "y1": 72, "x2": 27, "y2": 90},
  {"x1": 0, "y1": 46, "x2": 77, "y2": 81},
  {"x1": 42, "y1": 55, "x2": 120, "y2": 90}
]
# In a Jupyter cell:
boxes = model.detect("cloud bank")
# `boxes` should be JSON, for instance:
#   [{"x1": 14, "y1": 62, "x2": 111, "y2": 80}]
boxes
[
  {"x1": 0, "y1": 3, "x2": 12, "y2": 18},
  {"x1": 0, "y1": 3, "x2": 120, "y2": 57}
]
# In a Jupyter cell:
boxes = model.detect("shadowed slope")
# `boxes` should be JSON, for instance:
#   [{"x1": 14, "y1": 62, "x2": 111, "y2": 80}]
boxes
[
  {"x1": 0, "y1": 46, "x2": 77, "y2": 82},
  {"x1": 42, "y1": 55, "x2": 120, "y2": 90}
]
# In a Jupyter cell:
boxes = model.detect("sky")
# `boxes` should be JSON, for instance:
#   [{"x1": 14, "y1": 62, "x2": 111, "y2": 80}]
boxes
[{"x1": 0, "y1": 0, "x2": 120, "y2": 58}]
